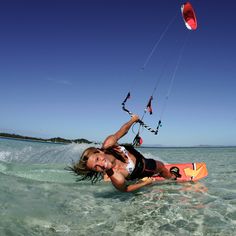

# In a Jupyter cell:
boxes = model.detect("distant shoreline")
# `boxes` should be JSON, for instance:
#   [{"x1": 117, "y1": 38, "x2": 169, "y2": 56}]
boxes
[{"x1": 0, "y1": 133, "x2": 93, "y2": 145}]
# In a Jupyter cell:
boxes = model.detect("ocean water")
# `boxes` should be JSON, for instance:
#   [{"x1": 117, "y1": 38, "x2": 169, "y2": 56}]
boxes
[{"x1": 0, "y1": 138, "x2": 235, "y2": 236}]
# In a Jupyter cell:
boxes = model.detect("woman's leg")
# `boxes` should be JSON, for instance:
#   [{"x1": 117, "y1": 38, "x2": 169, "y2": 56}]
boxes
[{"x1": 156, "y1": 161, "x2": 175, "y2": 179}]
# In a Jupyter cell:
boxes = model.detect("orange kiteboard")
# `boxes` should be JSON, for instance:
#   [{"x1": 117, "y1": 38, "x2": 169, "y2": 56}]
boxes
[{"x1": 152, "y1": 162, "x2": 208, "y2": 182}]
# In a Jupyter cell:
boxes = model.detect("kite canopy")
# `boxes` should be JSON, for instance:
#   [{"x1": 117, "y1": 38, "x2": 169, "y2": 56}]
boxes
[{"x1": 181, "y1": 2, "x2": 197, "y2": 30}]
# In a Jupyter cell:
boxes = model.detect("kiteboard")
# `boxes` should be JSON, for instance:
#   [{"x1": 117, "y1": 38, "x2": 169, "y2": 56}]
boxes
[{"x1": 152, "y1": 162, "x2": 208, "y2": 182}]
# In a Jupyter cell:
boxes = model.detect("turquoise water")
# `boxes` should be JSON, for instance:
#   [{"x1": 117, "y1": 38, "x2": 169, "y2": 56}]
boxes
[{"x1": 0, "y1": 138, "x2": 236, "y2": 235}]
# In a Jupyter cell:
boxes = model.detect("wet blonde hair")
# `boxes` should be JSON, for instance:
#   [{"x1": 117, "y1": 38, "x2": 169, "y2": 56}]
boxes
[{"x1": 67, "y1": 147, "x2": 103, "y2": 184}]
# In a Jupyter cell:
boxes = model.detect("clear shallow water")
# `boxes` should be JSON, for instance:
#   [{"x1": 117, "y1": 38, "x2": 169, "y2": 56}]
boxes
[{"x1": 0, "y1": 138, "x2": 236, "y2": 236}]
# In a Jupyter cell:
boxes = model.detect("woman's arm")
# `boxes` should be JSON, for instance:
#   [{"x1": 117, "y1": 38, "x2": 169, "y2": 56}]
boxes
[
  {"x1": 102, "y1": 115, "x2": 139, "y2": 149},
  {"x1": 108, "y1": 171, "x2": 153, "y2": 192},
  {"x1": 125, "y1": 178, "x2": 153, "y2": 192}
]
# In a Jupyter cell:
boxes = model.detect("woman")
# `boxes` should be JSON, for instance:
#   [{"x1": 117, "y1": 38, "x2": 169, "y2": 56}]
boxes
[{"x1": 69, "y1": 115, "x2": 179, "y2": 192}]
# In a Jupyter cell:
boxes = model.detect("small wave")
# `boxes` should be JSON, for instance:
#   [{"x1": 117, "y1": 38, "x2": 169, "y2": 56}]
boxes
[{"x1": 0, "y1": 141, "x2": 98, "y2": 164}]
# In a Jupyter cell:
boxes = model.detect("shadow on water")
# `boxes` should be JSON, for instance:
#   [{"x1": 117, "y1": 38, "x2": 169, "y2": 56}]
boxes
[
  {"x1": 91, "y1": 181, "x2": 135, "y2": 201},
  {"x1": 93, "y1": 189, "x2": 135, "y2": 201},
  {"x1": 92, "y1": 181, "x2": 184, "y2": 200},
  {"x1": 92, "y1": 181, "x2": 208, "y2": 203}
]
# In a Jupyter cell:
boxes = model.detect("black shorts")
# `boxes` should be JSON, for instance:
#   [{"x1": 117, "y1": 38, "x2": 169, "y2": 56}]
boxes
[{"x1": 123, "y1": 145, "x2": 157, "y2": 180}]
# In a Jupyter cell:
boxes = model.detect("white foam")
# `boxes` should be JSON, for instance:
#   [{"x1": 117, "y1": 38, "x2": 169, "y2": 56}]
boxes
[
  {"x1": 0, "y1": 151, "x2": 11, "y2": 161},
  {"x1": 0, "y1": 142, "x2": 98, "y2": 164}
]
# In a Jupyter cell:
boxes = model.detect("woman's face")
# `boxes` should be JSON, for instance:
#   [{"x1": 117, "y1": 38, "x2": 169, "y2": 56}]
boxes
[{"x1": 86, "y1": 150, "x2": 112, "y2": 172}]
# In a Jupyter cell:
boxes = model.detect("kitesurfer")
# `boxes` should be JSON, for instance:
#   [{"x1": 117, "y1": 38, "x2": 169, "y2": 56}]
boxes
[{"x1": 68, "y1": 115, "x2": 181, "y2": 192}]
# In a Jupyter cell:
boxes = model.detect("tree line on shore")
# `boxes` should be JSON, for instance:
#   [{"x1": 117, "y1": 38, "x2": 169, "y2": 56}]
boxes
[{"x1": 0, "y1": 132, "x2": 93, "y2": 144}]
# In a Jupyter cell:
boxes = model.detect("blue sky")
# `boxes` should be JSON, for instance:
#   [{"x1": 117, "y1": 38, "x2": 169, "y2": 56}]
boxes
[{"x1": 0, "y1": 0, "x2": 236, "y2": 146}]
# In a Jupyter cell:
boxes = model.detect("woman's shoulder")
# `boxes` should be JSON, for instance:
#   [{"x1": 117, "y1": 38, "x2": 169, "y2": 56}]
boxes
[{"x1": 102, "y1": 135, "x2": 119, "y2": 149}]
